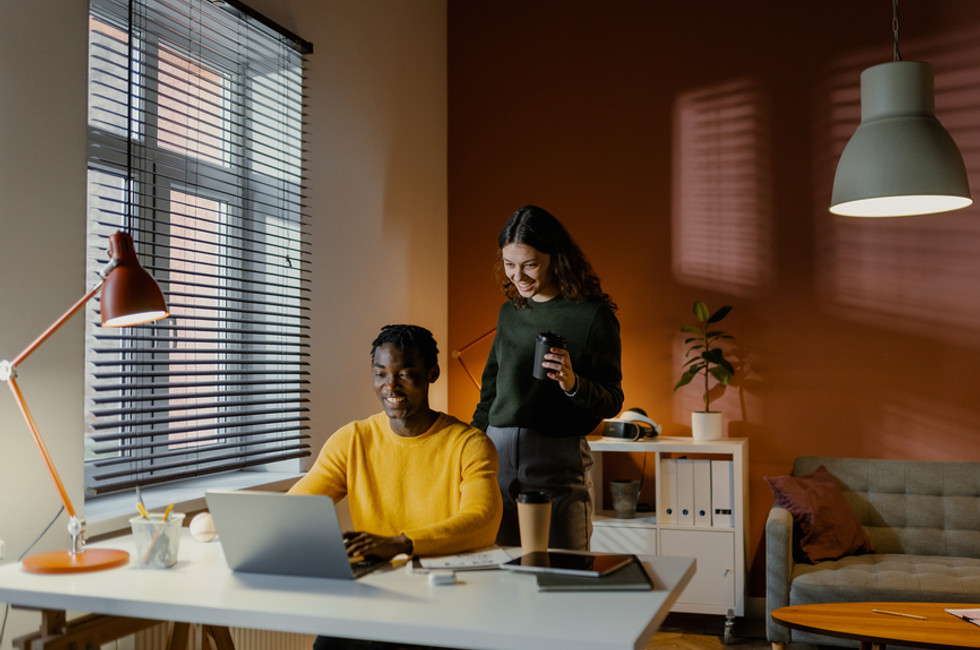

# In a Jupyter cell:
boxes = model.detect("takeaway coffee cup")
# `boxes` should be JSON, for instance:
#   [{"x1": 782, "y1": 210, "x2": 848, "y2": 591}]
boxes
[
  {"x1": 532, "y1": 332, "x2": 566, "y2": 381},
  {"x1": 517, "y1": 490, "x2": 552, "y2": 555}
]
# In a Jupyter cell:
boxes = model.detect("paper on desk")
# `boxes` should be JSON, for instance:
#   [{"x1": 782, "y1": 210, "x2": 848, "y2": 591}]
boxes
[
  {"x1": 413, "y1": 548, "x2": 512, "y2": 571},
  {"x1": 945, "y1": 608, "x2": 980, "y2": 626}
]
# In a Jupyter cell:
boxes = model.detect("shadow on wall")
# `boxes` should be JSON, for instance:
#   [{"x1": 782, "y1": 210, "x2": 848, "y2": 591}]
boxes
[
  {"x1": 671, "y1": 78, "x2": 773, "y2": 300},
  {"x1": 874, "y1": 392, "x2": 980, "y2": 459}
]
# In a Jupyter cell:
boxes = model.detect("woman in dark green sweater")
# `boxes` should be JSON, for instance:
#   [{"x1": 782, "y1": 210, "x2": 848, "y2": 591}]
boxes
[{"x1": 472, "y1": 205, "x2": 624, "y2": 550}]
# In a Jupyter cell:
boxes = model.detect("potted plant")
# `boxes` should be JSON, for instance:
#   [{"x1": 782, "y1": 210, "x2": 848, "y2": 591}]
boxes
[{"x1": 673, "y1": 301, "x2": 736, "y2": 440}]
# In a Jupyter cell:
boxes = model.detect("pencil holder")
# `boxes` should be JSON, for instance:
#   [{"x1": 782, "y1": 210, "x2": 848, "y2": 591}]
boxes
[{"x1": 130, "y1": 512, "x2": 185, "y2": 568}]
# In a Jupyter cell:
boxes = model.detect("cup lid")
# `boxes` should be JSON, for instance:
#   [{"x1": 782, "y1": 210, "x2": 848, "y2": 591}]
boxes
[
  {"x1": 536, "y1": 332, "x2": 566, "y2": 346},
  {"x1": 518, "y1": 490, "x2": 551, "y2": 504}
]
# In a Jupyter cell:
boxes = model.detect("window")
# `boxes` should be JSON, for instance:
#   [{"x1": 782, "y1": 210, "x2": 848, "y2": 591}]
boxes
[{"x1": 84, "y1": 0, "x2": 312, "y2": 497}]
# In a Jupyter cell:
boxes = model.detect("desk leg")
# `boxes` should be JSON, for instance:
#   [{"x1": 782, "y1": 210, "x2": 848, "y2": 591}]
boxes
[
  {"x1": 203, "y1": 624, "x2": 236, "y2": 650},
  {"x1": 168, "y1": 622, "x2": 192, "y2": 650},
  {"x1": 167, "y1": 621, "x2": 236, "y2": 650},
  {"x1": 13, "y1": 609, "x2": 159, "y2": 650}
]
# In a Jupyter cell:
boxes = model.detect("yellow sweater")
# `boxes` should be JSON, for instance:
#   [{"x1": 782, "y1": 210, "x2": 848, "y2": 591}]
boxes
[{"x1": 288, "y1": 412, "x2": 502, "y2": 556}]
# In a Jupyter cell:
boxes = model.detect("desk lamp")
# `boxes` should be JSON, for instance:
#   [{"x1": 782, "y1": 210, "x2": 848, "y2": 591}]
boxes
[{"x1": 0, "y1": 231, "x2": 168, "y2": 573}]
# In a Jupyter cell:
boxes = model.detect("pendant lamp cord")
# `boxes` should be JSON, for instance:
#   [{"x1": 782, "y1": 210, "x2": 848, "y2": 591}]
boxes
[
  {"x1": 126, "y1": 0, "x2": 136, "y2": 235},
  {"x1": 892, "y1": 0, "x2": 902, "y2": 61}
]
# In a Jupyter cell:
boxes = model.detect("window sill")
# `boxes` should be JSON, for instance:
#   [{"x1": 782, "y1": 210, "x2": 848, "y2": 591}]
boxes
[{"x1": 85, "y1": 471, "x2": 303, "y2": 541}]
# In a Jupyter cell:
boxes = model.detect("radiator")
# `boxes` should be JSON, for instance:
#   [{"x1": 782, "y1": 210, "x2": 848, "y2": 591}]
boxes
[{"x1": 133, "y1": 623, "x2": 315, "y2": 650}]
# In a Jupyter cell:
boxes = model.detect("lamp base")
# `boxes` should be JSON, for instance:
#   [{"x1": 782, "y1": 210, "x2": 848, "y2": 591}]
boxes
[{"x1": 22, "y1": 548, "x2": 129, "y2": 574}]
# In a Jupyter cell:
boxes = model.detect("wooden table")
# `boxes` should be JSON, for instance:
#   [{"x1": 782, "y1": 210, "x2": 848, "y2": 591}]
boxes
[{"x1": 770, "y1": 602, "x2": 980, "y2": 650}]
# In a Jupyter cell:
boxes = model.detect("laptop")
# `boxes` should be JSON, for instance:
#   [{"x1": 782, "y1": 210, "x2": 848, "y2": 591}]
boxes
[{"x1": 205, "y1": 489, "x2": 388, "y2": 580}]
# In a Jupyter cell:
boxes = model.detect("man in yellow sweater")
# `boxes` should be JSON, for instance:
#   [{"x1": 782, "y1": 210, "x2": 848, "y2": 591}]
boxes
[{"x1": 288, "y1": 323, "x2": 503, "y2": 564}]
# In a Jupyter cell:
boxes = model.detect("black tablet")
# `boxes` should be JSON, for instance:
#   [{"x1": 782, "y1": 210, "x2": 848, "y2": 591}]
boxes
[{"x1": 500, "y1": 551, "x2": 634, "y2": 577}]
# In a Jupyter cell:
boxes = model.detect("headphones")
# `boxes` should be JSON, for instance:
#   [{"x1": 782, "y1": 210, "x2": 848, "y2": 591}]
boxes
[{"x1": 601, "y1": 408, "x2": 662, "y2": 441}]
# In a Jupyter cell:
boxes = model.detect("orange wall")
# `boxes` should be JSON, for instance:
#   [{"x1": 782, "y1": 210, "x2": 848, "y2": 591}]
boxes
[{"x1": 446, "y1": 0, "x2": 980, "y2": 596}]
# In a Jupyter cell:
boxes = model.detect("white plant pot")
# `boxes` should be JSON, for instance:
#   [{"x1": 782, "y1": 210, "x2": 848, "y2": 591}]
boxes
[{"x1": 691, "y1": 411, "x2": 723, "y2": 441}]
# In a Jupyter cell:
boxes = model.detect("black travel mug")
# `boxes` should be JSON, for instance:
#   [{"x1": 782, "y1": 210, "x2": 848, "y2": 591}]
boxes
[{"x1": 532, "y1": 332, "x2": 566, "y2": 381}]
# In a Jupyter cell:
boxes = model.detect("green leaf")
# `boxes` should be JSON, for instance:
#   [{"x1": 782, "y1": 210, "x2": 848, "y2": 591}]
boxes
[
  {"x1": 693, "y1": 301, "x2": 710, "y2": 323},
  {"x1": 718, "y1": 358, "x2": 735, "y2": 375},
  {"x1": 673, "y1": 370, "x2": 697, "y2": 391},
  {"x1": 680, "y1": 324, "x2": 701, "y2": 335},
  {"x1": 707, "y1": 305, "x2": 732, "y2": 324},
  {"x1": 702, "y1": 348, "x2": 725, "y2": 364},
  {"x1": 709, "y1": 366, "x2": 732, "y2": 385}
]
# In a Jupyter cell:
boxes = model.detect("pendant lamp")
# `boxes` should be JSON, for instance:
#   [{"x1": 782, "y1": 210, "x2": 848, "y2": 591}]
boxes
[{"x1": 829, "y1": 2, "x2": 972, "y2": 217}]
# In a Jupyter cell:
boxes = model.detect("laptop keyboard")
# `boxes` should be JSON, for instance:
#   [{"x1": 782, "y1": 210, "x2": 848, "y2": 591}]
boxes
[{"x1": 350, "y1": 555, "x2": 387, "y2": 578}]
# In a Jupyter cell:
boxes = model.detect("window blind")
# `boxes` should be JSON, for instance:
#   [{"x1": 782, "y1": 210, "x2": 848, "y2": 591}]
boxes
[{"x1": 84, "y1": 0, "x2": 312, "y2": 496}]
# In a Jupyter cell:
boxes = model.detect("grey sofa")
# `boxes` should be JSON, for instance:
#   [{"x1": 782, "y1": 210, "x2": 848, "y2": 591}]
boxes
[{"x1": 766, "y1": 456, "x2": 980, "y2": 648}]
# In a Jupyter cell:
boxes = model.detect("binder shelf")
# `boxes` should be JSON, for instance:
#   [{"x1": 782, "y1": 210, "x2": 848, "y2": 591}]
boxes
[{"x1": 587, "y1": 436, "x2": 748, "y2": 619}]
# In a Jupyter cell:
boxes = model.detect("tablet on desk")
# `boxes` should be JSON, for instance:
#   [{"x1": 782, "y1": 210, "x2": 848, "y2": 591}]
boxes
[{"x1": 500, "y1": 551, "x2": 633, "y2": 577}]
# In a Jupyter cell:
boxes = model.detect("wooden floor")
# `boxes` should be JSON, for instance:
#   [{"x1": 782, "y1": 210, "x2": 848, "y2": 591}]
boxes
[
  {"x1": 645, "y1": 630, "x2": 770, "y2": 649},
  {"x1": 645, "y1": 613, "x2": 771, "y2": 650},
  {"x1": 646, "y1": 630, "x2": 728, "y2": 649}
]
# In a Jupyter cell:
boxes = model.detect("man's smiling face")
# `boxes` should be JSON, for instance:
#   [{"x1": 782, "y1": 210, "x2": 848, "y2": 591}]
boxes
[{"x1": 372, "y1": 343, "x2": 436, "y2": 435}]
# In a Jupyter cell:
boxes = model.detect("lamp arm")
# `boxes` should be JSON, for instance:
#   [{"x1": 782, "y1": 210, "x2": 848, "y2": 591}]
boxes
[
  {"x1": 451, "y1": 328, "x2": 497, "y2": 391},
  {"x1": 5, "y1": 375, "x2": 78, "y2": 519},
  {"x1": 10, "y1": 278, "x2": 106, "y2": 369},
  {"x1": 453, "y1": 327, "x2": 496, "y2": 356},
  {"x1": 0, "y1": 275, "x2": 109, "y2": 549}
]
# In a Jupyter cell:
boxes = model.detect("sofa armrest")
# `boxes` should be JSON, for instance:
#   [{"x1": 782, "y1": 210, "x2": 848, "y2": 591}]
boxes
[{"x1": 766, "y1": 504, "x2": 794, "y2": 643}]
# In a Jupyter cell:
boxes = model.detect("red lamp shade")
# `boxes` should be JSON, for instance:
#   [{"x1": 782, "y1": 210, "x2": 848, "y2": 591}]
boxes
[{"x1": 100, "y1": 231, "x2": 169, "y2": 327}]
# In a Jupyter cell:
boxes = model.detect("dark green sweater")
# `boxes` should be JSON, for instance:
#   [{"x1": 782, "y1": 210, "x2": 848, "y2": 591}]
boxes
[{"x1": 471, "y1": 295, "x2": 624, "y2": 438}]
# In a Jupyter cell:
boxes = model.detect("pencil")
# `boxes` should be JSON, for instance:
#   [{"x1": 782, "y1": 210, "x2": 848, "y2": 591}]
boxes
[
  {"x1": 872, "y1": 609, "x2": 927, "y2": 620},
  {"x1": 143, "y1": 504, "x2": 175, "y2": 564}
]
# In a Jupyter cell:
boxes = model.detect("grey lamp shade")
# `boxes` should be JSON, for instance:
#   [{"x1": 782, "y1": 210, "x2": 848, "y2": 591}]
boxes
[{"x1": 830, "y1": 61, "x2": 972, "y2": 217}]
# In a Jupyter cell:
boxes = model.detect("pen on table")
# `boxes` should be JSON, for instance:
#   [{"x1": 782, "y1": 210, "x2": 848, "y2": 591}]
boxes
[{"x1": 872, "y1": 609, "x2": 927, "y2": 620}]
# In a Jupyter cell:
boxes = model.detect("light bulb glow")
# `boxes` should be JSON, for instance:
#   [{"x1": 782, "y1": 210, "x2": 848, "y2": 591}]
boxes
[
  {"x1": 102, "y1": 310, "x2": 170, "y2": 328},
  {"x1": 830, "y1": 194, "x2": 973, "y2": 217}
]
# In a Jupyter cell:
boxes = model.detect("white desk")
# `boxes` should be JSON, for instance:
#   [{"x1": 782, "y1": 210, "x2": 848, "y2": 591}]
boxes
[{"x1": 0, "y1": 531, "x2": 695, "y2": 650}]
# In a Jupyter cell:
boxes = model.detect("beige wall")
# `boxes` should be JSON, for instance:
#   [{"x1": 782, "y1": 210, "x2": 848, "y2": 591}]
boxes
[
  {"x1": 446, "y1": 0, "x2": 980, "y2": 596},
  {"x1": 0, "y1": 1, "x2": 446, "y2": 645},
  {"x1": 0, "y1": 2, "x2": 90, "y2": 643},
  {"x1": 0, "y1": 0, "x2": 90, "y2": 566}
]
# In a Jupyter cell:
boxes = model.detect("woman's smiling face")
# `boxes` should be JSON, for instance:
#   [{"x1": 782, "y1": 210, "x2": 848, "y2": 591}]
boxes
[{"x1": 501, "y1": 243, "x2": 558, "y2": 302}]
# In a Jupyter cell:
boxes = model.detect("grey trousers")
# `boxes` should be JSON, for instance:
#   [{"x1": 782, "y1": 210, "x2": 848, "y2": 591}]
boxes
[{"x1": 487, "y1": 426, "x2": 593, "y2": 551}]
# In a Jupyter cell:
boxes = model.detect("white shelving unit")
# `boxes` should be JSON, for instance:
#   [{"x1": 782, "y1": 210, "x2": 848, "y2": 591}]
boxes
[{"x1": 588, "y1": 436, "x2": 749, "y2": 621}]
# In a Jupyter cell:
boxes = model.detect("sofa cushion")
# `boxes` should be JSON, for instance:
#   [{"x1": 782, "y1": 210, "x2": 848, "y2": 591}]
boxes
[
  {"x1": 766, "y1": 465, "x2": 875, "y2": 562},
  {"x1": 790, "y1": 553, "x2": 980, "y2": 603}
]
